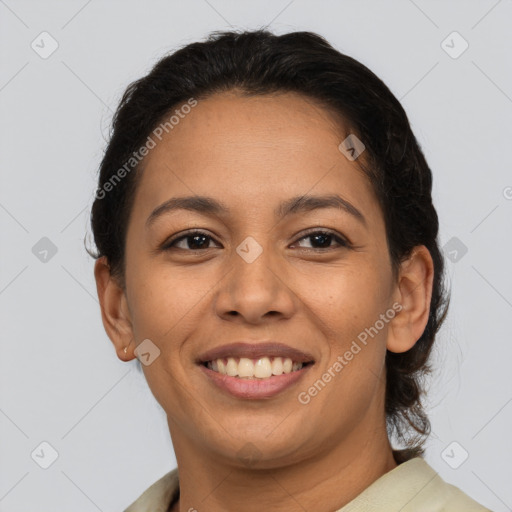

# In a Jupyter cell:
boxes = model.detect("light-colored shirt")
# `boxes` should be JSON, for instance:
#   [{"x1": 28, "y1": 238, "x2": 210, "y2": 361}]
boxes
[{"x1": 124, "y1": 456, "x2": 492, "y2": 511}]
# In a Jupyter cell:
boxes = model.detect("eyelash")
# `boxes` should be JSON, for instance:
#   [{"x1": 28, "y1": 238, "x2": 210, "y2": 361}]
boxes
[{"x1": 161, "y1": 229, "x2": 350, "y2": 252}]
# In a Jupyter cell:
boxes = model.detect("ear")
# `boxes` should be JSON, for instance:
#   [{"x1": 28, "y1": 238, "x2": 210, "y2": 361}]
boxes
[
  {"x1": 386, "y1": 245, "x2": 434, "y2": 353},
  {"x1": 94, "y1": 256, "x2": 135, "y2": 362}
]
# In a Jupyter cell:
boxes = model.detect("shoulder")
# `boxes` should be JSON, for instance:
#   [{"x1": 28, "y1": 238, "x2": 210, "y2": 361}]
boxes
[
  {"x1": 339, "y1": 457, "x2": 492, "y2": 512},
  {"x1": 123, "y1": 467, "x2": 179, "y2": 512},
  {"x1": 408, "y1": 458, "x2": 491, "y2": 511}
]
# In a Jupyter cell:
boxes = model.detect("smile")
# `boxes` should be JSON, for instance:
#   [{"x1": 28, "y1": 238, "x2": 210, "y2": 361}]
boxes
[
  {"x1": 199, "y1": 358, "x2": 315, "y2": 400},
  {"x1": 203, "y1": 356, "x2": 314, "y2": 379}
]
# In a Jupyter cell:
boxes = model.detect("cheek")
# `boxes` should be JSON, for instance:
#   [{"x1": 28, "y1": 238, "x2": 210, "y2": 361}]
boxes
[
  {"x1": 300, "y1": 261, "x2": 390, "y2": 338},
  {"x1": 302, "y1": 263, "x2": 390, "y2": 394},
  {"x1": 125, "y1": 262, "x2": 187, "y2": 343},
  {"x1": 305, "y1": 268, "x2": 390, "y2": 405}
]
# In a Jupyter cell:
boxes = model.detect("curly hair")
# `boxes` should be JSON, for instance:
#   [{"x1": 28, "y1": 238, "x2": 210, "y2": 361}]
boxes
[{"x1": 87, "y1": 29, "x2": 450, "y2": 463}]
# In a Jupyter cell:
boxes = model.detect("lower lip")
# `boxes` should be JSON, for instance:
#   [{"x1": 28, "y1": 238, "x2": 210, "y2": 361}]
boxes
[{"x1": 198, "y1": 363, "x2": 314, "y2": 399}]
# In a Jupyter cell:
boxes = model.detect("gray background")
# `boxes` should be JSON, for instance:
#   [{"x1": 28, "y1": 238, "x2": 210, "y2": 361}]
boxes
[{"x1": 1, "y1": 0, "x2": 511, "y2": 510}]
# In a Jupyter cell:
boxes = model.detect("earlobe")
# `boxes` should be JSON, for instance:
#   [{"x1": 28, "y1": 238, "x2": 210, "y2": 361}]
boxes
[
  {"x1": 94, "y1": 257, "x2": 135, "y2": 361},
  {"x1": 386, "y1": 245, "x2": 434, "y2": 354}
]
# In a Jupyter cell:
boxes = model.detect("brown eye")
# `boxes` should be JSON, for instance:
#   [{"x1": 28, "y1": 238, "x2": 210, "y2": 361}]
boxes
[
  {"x1": 163, "y1": 231, "x2": 220, "y2": 251},
  {"x1": 162, "y1": 229, "x2": 349, "y2": 252},
  {"x1": 293, "y1": 230, "x2": 349, "y2": 250}
]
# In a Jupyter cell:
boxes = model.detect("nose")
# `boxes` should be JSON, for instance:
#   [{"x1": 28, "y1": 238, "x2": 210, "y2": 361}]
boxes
[{"x1": 213, "y1": 238, "x2": 297, "y2": 325}]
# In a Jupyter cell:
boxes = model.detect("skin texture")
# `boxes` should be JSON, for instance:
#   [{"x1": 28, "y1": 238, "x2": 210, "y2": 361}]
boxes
[{"x1": 95, "y1": 91, "x2": 434, "y2": 512}]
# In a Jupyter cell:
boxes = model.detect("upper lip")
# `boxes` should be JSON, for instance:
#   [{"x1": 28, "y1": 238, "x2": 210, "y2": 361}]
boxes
[{"x1": 197, "y1": 341, "x2": 315, "y2": 364}]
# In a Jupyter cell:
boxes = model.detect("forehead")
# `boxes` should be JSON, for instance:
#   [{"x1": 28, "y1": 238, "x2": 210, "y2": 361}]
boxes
[
  {"x1": 132, "y1": 91, "x2": 380, "y2": 223},
  {"x1": 153, "y1": 90, "x2": 347, "y2": 160}
]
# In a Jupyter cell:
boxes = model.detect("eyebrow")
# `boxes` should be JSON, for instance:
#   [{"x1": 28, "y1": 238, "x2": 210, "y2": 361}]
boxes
[{"x1": 146, "y1": 194, "x2": 367, "y2": 228}]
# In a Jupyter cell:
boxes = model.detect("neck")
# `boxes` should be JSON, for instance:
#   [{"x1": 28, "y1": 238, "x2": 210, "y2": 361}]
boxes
[{"x1": 167, "y1": 409, "x2": 397, "y2": 512}]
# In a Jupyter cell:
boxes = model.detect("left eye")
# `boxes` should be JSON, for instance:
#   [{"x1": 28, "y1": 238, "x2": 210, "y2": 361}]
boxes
[
  {"x1": 292, "y1": 230, "x2": 348, "y2": 250},
  {"x1": 163, "y1": 230, "x2": 348, "y2": 251}
]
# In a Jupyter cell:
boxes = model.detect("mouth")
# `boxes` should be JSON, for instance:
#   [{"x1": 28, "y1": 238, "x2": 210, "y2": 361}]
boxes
[
  {"x1": 201, "y1": 356, "x2": 314, "y2": 379},
  {"x1": 196, "y1": 341, "x2": 316, "y2": 399},
  {"x1": 200, "y1": 356, "x2": 314, "y2": 379}
]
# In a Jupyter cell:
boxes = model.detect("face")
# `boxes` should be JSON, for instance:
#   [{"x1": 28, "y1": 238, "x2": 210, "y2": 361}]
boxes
[{"x1": 113, "y1": 91, "x2": 407, "y2": 467}]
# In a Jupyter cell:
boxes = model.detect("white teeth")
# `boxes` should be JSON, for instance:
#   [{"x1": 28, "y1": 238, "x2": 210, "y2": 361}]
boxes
[
  {"x1": 272, "y1": 357, "x2": 283, "y2": 375},
  {"x1": 226, "y1": 357, "x2": 238, "y2": 377},
  {"x1": 206, "y1": 356, "x2": 305, "y2": 378},
  {"x1": 238, "y1": 357, "x2": 254, "y2": 377},
  {"x1": 254, "y1": 357, "x2": 272, "y2": 378}
]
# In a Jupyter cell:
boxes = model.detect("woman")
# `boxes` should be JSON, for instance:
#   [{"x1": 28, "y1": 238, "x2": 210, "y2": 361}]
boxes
[{"x1": 90, "y1": 29, "x2": 491, "y2": 511}]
